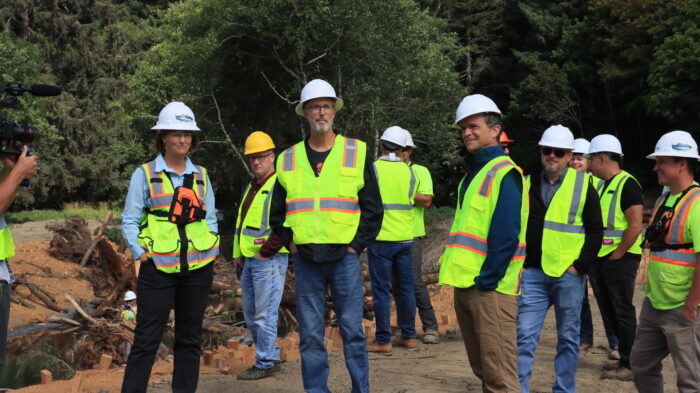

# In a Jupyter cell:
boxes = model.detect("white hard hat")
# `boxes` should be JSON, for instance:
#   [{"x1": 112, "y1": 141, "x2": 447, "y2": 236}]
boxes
[
  {"x1": 589, "y1": 134, "x2": 623, "y2": 156},
  {"x1": 151, "y1": 102, "x2": 201, "y2": 131},
  {"x1": 572, "y1": 138, "x2": 591, "y2": 154},
  {"x1": 538, "y1": 125, "x2": 575, "y2": 149},
  {"x1": 404, "y1": 129, "x2": 417, "y2": 148},
  {"x1": 295, "y1": 79, "x2": 344, "y2": 116},
  {"x1": 124, "y1": 290, "x2": 137, "y2": 301},
  {"x1": 647, "y1": 130, "x2": 700, "y2": 160},
  {"x1": 380, "y1": 126, "x2": 408, "y2": 147},
  {"x1": 454, "y1": 94, "x2": 501, "y2": 125}
]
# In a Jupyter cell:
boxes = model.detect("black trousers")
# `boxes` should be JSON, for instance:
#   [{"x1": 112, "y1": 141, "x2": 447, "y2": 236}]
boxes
[
  {"x1": 121, "y1": 260, "x2": 213, "y2": 393},
  {"x1": 590, "y1": 253, "x2": 640, "y2": 368},
  {"x1": 0, "y1": 281, "x2": 10, "y2": 379},
  {"x1": 411, "y1": 238, "x2": 438, "y2": 332}
]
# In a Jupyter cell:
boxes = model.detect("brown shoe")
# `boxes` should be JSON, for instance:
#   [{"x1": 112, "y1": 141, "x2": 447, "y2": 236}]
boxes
[
  {"x1": 394, "y1": 336, "x2": 417, "y2": 350},
  {"x1": 602, "y1": 362, "x2": 619, "y2": 371},
  {"x1": 601, "y1": 367, "x2": 633, "y2": 381},
  {"x1": 367, "y1": 341, "x2": 392, "y2": 355},
  {"x1": 579, "y1": 343, "x2": 592, "y2": 352}
]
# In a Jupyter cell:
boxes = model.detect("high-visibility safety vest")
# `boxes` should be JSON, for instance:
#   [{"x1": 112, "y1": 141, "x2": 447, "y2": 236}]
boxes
[
  {"x1": 233, "y1": 174, "x2": 289, "y2": 258},
  {"x1": 374, "y1": 159, "x2": 416, "y2": 242},
  {"x1": 541, "y1": 168, "x2": 590, "y2": 277},
  {"x1": 0, "y1": 216, "x2": 15, "y2": 261},
  {"x1": 438, "y1": 156, "x2": 529, "y2": 295},
  {"x1": 277, "y1": 134, "x2": 366, "y2": 245},
  {"x1": 137, "y1": 161, "x2": 220, "y2": 273},
  {"x1": 597, "y1": 170, "x2": 642, "y2": 256},
  {"x1": 592, "y1": 175, "x2": 605, "y2": 194},
  {"x1": 646, "y1": 187, "x2": 700, "y2": 309}
]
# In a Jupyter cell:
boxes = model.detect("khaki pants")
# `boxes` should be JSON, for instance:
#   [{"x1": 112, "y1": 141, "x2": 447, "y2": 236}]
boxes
[
  {"x1": 454, "y1": 286, "x2": 520, "y2": 393},
  {"x1": 630, "y1": 298, "x2": 700, "y2": 393}
]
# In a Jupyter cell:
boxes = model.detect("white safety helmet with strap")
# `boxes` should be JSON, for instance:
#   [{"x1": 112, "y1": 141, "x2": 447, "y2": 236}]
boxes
[
  {"x1": 573, "y1": 138, "x2": 591, "y2": 154},
  {"x1": 404, "y1": 129, "x2": 417, "y2": 148},
  {"x1": 151, "y1": 102, "x2": 201, "y2": 131},
  {"x1": 589, "y1": 134, "x2": 623, "y2": 156},
  {"x1": 647, "y1": 130, "x2": 700, "y2": 160},
  {"x1": 538, "y1": 125, "x2": 575, "y2": 149},
  {"x1": 124, "y1": 290, "x2": 137, "y2": 301},
  {"x1": 380, "y1": 126, "x2": 408, "y2": 147},
  {"x1": 295, "y1": 79, "x2": 344, "y2": 116},
  {"x1": 454, "y1": 94, "x2": 502, "y2": 126}
]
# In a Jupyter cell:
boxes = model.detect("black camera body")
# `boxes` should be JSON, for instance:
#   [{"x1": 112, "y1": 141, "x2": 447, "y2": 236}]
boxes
[{"x1": 0, "y1": 82, "x2": 60, "y2": 156}]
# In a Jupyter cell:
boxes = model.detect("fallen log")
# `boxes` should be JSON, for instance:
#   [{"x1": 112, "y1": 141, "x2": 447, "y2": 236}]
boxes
[
  {"x1": 92, "y1": 260, "x2": 136, "y2": 317},
  {"x1": 10, "y1": 293, "x2": 34, "y2": 309},
  {"x1": 46, "y1": 315, "x2": 81, "y2": 326},
  {"x1": 97, "y1": 237, "x2": 126, "y2": 280},
  {"x1": 80, "y1": 211, "x2": 113, "y2": 267},
  {"x1": 64, "y1": 293, "x2": 98, "y2": 325},
  {"x1": 21, "y1": 281, "x2": 64, "y2": 313}
]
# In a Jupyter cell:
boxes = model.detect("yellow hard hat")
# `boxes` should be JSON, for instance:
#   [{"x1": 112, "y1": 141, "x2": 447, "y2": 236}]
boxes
[{"x1": 244, "y1": 131, "x2": 275, "y2": 155}]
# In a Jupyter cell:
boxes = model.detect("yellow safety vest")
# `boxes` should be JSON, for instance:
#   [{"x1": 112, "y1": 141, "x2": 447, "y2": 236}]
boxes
[
  {"x1": 0, "y1": 216, "x2": 15, "y2": 261},
  {"x1": 374, "y1": 159, "x2": 416, "y2": 242},
  {"x1": 233, "y1": 174, "x2": 288, "y2": 258},
  {"x1": 137, "y1": 161, "x2": 220, "y2": 273},
  {"x1": 541, "y1": 168, "x2": 590, "y2": 277},
  {"x1": 277, "y1": 134, "x2": 366, "y2": 245},
  {"x1": 646, "y1": 187, "x2": 700, "y2": 309},
  {"x1": 438, "y1": 156, "x2": 529, "y2": 295},
  {"x1": 597, "y1": 170, "x2": 642, "y2": 256}
]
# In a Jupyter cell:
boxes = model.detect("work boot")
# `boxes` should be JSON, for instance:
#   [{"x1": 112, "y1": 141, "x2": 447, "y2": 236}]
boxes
[
  {"x1": 602, "y1": 361, "x2": 619, "y2": 371},
  {"x1": 579, "y1": 343, "x2": 592, "y2": 352},
  {"x1": 608, "y1": 347, "x2": 620, "y2": 360},
  {"x1": 367, "y1": 341, "x2": 392, "y2": 355},
  {"x1": 601, "y1": 366, "x2": 633, "y2": 381},
  {"x1": 422, "y1": 329, "x2": 440, "y2": 344},
  {"x1": 237, "y1": 363, "x2": 280, "y2": 380},
  {"x1": 394, "y1": 336, "x2": 417, "y2": 350}
]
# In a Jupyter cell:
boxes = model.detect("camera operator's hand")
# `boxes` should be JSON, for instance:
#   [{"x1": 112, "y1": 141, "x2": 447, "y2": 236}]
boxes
[{"x1": 2, "y1": 146, "x2": 37, "y2": 180}]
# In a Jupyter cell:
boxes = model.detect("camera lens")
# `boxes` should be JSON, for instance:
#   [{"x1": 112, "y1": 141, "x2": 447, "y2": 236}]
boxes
[{"x1": 0, "y1": 119, "x2": 34, "y2": 143}]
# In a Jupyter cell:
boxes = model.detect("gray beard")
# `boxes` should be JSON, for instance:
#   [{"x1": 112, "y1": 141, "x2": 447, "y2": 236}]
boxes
[{"x1": 310, "y1": 121, "x2": 332, "y2": 133}]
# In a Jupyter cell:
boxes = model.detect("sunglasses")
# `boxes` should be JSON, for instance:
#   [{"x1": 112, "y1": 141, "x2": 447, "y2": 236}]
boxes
[{"x1": 541, "y1": 147, "x2": 568, "y2": 158}]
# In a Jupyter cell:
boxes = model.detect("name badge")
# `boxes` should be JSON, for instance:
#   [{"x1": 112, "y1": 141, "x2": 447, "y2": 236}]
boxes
[
  {"x1": 602, "y1": 239, "x2": 614, "y2": 245},
  {"x1": 254, "y1": 238, "x2": 265, "y2": 245}
]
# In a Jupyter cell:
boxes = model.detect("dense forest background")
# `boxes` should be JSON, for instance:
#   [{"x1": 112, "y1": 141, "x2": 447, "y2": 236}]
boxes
[{"x1": 1, "y1": 0, "x2": 698, "y2": 221}]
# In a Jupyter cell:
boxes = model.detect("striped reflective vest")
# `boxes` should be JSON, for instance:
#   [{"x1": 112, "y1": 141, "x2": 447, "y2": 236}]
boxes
[
  {"x1": 597, "y1": 171, "x2": 642, "y2": 257},
  {"x1": 374, "y1": 159, "x2": 416, "y2": 242},
  {"x1": 438, "y1": 156, "x2": 529, "y2": 295},
  {"x1": 646, "y1": 187, "x2": 700, "y2": 309},
  {"x1": 137, "y1": 161, "x2": 220, "y2": 273},
  {"x1": 0, "y1": 216, "x2": 15, "y2": 260},
  {"x1": 277, "y1": 134, "x2": 366, "y2": 245},
  {"x1": 233, "y1": 174, "x2": 288, "y2": 258},
  {"x1": 541, "y1": 168, "x2": 590, "y2": 277}
]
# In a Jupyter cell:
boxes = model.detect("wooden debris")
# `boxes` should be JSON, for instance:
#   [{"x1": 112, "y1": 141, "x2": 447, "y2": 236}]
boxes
[
  {"x1": 47, "y1": 216, "x2": 94, "y2": 263},
  {"x1": 70, "y1": 371, "x2": 85, "y2": 393},
  {"x1": 64, "y1": 293, "x2": 98, "y2": 325},
  {"x1": 40, "y1": 369, "x2": 52, "y2": 384},
  {"x1": 98, "y1": 354, "x2": 112, "y2": 370},
  {"x1": 80, "y1": 211, "x2": 113, "y2": 267},
  {"x1": 92, "y1": 260, "x2": 136, "y2": 318},
  {"x1": 47, "y1": 315, "x2": 81, "y2": 326}
]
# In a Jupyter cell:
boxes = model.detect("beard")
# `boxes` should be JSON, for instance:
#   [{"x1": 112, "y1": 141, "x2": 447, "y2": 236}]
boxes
[{"x1": 310, "y1": 119, "x2": 332, "y2": 133}]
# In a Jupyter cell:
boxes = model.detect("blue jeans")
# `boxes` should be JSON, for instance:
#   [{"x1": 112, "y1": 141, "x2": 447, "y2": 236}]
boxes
[
  {"x1": 580, "y1": 275, "x2": 593, "y2": 345},
  {"x1": 293, "y1": 252, "x2": 369, "y2": 393},
  {"x1": 241, "y1": 253, "x2": 288, "y2": 369},
  {"x1": 367, "y1": 241, "x2": 416, "y2": 344},
  {"x1": 517, "y1": 268, "x2": 586, "y2": 393}
]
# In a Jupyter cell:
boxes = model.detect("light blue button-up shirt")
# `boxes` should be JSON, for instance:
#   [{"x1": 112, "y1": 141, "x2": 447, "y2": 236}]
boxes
[{"x1": 121, "y1": 154, "x2": 218, "y2": 259}]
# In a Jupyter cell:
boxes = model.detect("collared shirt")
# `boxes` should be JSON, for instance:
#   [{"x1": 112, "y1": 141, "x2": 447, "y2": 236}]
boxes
[
  {"x1": 378, "y1": 153, "x2": 403, "y2": 162},
  {"x1": 121, "y1": 154, "x2": 217, "y2": 259},
  {"x1": 540, "y1": 169, "x2": 567, "y2": 207},
  {"x1": 0, "y1": 260, "x2": 13, "y2": 284}
]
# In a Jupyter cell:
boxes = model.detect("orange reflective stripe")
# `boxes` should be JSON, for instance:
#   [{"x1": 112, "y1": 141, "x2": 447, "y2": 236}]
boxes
[
  {"x1": 651, "y1": 255, "x2": 696, "y2": 268},
  {"x1": 319, "y1": 197, "x2": 360, "y2": 213},
  {"x1": 676, "y1": 190, "x2": 700, "y2": 244},
  {"x1": 286, "y1": 198, "x2": 314, "y2": 215},
  {"x1": 478, "y1": 159, "x2": 513, "y2": 197}
]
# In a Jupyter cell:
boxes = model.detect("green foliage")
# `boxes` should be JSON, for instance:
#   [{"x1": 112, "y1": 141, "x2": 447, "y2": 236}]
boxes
[
  {"x1": 5, "y1": 204, "x2": 119, "y2": 224},
  {"x1": 1, "y1": 345, "x2": 74, "y2": 388}
]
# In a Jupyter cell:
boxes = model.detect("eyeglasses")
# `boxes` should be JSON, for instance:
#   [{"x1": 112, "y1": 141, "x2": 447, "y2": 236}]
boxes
[
  {"x1": 541, "y1": 147, "x2": 568, "y2": 158},
  {"x1": 249, "y1": 152, "x2": 273, "y2": 163},
  {"x1": 168, "y1": 133, "x2": 193, "y2": 140},
  {"x1": 305, "y1": 104, "x2": 335, "y2": 113}
]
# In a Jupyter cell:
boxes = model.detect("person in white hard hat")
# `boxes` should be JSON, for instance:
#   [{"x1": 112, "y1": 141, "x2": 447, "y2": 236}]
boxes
[
  {"x1": 587, "y1": 134, "x2": 643, "y2": 380},
  {"x1": 121, "y1": 290, "x2": 138, "y2": 321},
  {"x1": 269, "y1": 79, "x2": 381, "y2": 393},
  {"x1": 568, "y1": 138, "x2": 619, "y2": 354},
  {"x1": 401, "y1": 130, "x2": 440, "y2": 344},
  {"x1": 438, "y1": 94, "x2": 528, "y2": 393},
  {"x1": 631, "y1": 130, "x2": 700, "y2": 393},
  {"x1": 517, "y1": 125, "x2": 603, "y2": 393},
  {"x1": 366, "y1": 126, "x2": 418, "y2": 355},
  {"x1": 121, "y1": 102, "x2": 219, "y2": 393}
]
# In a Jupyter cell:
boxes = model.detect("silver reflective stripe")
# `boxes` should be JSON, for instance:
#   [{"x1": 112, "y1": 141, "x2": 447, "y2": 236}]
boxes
[
  {"x1": 234, "y1": 228, "x2": 241, "y2": 235},
  {"x1": 568, "y1": 171, "x2": 585, "y2": 224},
  {"x1": 383, "y1": 204, "x2": 414, "y2": 210},
  {"x1": 151, "y1": 195, "x2": 172, "y2": 209},
  {"x1": 596, "y1": 179, "x2": 605, "y2": 194},
  {"x1": 446, "y1": 233, "x2": 488, "y2": 253},
  {"x1": 408, "y1": 165, "x2": 416, "y2": 201},
  {"x1": 0, "y1": 216, "x2": 6, "y2": 230},
  {"x1": 283, "y1": 145, "x2": 295, "y2": 172},
  {"x1": 195, "y1": 167, "x2": 206, "y2": 202},
  {"x1": 478, "y1": 160, "x2": 512, "y2": 196},
  {"x1": 544, "y1": 220, "x2": 585, "y2": 234},
  {"x1": 188, "y1": 246, "x2": 220, "y2": 263},
  {"x1": 242, "y1": 227, "x2": 271, "y2": 237},
  {"x1": 513, "y1": 245, "x2": 526, "y2": 257},
  {"x1": 653, "y1": 249, "x2": 697, "y2": 264},
  {"x1": 320, "y1": 199, "x2": 359, "y2": 211},
  {"x1": 669, "y1": 189, "x2": 700, "y2": 242},
  {"x1": 243, "y1": 188, "x2": 275, "y2": 237},
  {"x1": 605, "y1": 175, "x2": 628, "y2": 235},
  {"x1": 287, "y1": 199, "x2": 314, "y2": 212},
  {"x1": 151, "y1": 246, "x2": 220, "y2": 269},
  {"x1": 604, "y1": 229, "x2": 625, "y2": 237},
  {"x1": 372, "y1": 162, "x2": 379, "y2": 181},
  {"x1": 344, "y1": 138, "x2": 358, "y2": 168}
]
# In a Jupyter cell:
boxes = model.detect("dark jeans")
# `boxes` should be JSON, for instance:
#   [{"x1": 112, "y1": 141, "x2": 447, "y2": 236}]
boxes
[
  {"x1": 411, "y1": 238, "x2": 438, "y2": 332},
  {"x1": 587, "y1": 264, "x2": 620, "y2": 349},
  {"x1": 589, "y1": 253, "x2": 639, "y2": 368},
  {"x1": 0, "y1": 281, "x2": 10, "y2": 379},
  {"x1": 579, "y1": 276, "x2": 593, "y2": 345},
  {"x1": 121, "y1": 260, "x2": 213, "y2": 393}
]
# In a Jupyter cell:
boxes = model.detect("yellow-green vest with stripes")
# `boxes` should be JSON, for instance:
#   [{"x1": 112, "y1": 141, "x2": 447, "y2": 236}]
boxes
[
  {"x1": 438, "y1": 156, "x2": 529, "y2": 295},
  {"x1": 374, "y1": 159, "x2": 416, "y2": 242},
  {"x1": 277, "y1": 134, "x2": 366, "y2": 245},
  {"x1": 137, "y1": 161, "x2": 220, "y2": 273},
  {"x1": 233, "y1": 174, "x2": 289, "y2": 258},
  {"x1": 0, "y1": 216, "x2": 15, "y2": 261},
  {"x1": 597, "y1": 170, "x2": 642, "y2": 257}
]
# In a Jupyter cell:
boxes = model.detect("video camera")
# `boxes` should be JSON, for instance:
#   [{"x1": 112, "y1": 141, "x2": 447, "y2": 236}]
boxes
[{"x1": 0, "y1": 82, "x2": 61, "y2": 155}]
